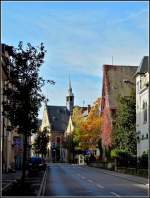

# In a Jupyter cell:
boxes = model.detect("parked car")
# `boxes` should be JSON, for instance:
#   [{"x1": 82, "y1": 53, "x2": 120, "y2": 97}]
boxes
[{"x1": 27, "y1": 157, "x2": 47, "y2": 171}]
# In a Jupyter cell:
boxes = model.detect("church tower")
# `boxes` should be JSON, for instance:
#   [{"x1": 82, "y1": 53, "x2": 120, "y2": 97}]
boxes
[{"x1": 66, "y1": 77, "x2": 74, "y2": 114}]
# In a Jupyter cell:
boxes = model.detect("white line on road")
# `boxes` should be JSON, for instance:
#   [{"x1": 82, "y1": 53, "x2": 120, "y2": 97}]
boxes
[
  {"x1": 96, "y1": 184, "x2": 104, "y2": 189},
  {"x1": 110, "y1": 191, "x2": 121, "y2": 197},
  {"x1": 81, "y1": 176, "x2": 86, "y2": 179},
  {"x1": 87, "y1": 179, "x2": 94, "y2": 183},
  {"x1": 2, "y1": 182, "x2": 13, "y2": 191}
]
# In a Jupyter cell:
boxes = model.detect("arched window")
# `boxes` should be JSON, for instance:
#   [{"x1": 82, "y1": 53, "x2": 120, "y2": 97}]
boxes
[{"x1": 143, "y1": 101, "x2": 147, "y2": 124}]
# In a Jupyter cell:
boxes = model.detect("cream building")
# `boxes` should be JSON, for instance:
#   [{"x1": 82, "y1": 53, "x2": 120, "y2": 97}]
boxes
[
  {"x1": 40, "y1": 80, "x2": 74, "y2": 162},
  {"x1": 63, "y1": 116, "x2": 74, "y2": 162},
  {"x1": 135, "y1": 56, "x2": 149, "y2": 156}
]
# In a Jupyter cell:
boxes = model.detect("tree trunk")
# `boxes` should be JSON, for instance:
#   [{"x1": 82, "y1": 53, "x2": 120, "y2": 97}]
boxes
[{"x1": 21, "y1": 133, "x2": 28, "y2": 184}]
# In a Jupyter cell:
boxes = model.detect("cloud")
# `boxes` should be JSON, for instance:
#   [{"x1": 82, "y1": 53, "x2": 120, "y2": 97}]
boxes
[{"x1": 112, "y1": 8, "x2": 148, "y2": 25}]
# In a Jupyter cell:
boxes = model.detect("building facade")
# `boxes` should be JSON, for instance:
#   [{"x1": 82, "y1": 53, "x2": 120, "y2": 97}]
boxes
[
  {"x1": 135, "y1": 56, "x2": 149, "y2": 156},
  {"x1": 1, "y1": 44, "x2": 24, "y2": 172},
  {"x1": 101, "y1": 64, "x2": 138, "y2": 153},
  {"x1": 41, "y1": 80, "x2": 74, "y2": 162}
]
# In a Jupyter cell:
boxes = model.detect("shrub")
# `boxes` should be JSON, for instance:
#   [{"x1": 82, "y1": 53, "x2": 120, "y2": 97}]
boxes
[
  {"x1": 105, "y1": 148, "x2": 111, "y2": 161},
  {"x1": 111, "y1": 149, "x2": 128, "y2": 159},
  {"x1": 138, "y1": 152, "x2": 148, "y2": 169}
]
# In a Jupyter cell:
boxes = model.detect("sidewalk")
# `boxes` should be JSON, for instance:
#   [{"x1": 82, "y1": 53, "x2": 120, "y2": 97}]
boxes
[
  {"x1": 2, "y1": 169, "x2": 46, "y2": 196},
  {"x1": 2, "y1": 170, "x2": 22, "y2": 191}
]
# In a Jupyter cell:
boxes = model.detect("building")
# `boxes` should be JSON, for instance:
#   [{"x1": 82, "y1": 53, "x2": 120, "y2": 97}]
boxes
[
  {"x1": 135, "y1": 56, "x2": 149, "y2": 156},
  {"x1": 101, "y1": 64, "x2": 138, "y2": 153},
  {"x1": 1, "y1": 44, "x2": 24, "y2": 172},
  {"x1": 66, "y1": 78, "x2": 74, "y2": 114},
  {"x1": 41, "y1": 80, "x2": 74, "y2": 162},
  {"x1": 1, "y1": 44, "x2": 32, "y2": 172},
  {"x1": 63, "y1": 116, "x2": 74, "y2": 162}
]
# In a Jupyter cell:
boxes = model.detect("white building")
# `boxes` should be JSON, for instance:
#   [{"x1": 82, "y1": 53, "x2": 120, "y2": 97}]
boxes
[{"x1": 135, "y1": 56, "x2": 149, "y2": 156}]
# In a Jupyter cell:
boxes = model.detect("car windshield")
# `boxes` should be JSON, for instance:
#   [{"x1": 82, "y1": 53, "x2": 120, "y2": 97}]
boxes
[{"x1": 31, "y1": 157, "x2": 42, "y2": 164}]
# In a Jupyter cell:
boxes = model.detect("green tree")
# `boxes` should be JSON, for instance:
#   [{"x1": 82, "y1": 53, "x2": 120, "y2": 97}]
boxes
[
  {"x1": 33, "y1": 127, "x2": 49, "y2": 158},
  {"x1": 112, "y1": 90, "x2": 136, "y2": 155},
  {"x1": 3, "y1": 42, "x2": 54, "y2": 183},
  {"x1": 72, "y1": 106, "x2": 84, "y2": 150}
]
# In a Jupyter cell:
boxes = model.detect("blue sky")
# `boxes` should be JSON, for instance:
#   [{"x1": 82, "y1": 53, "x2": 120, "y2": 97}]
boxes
[{"x1": 2, "y1": 1, "x2": 149, "y2": 118}]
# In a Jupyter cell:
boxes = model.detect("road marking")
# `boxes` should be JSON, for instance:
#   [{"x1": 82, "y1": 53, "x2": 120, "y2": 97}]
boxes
[
  {"x1": 87, "y1": 179, "x2": 93, "y2": 183},
  {"x1": 96, "y1": 184, "x2": 104, "y2": 189},
  {"x1": 3, "y1": 179, "x2": 16, "y2": 181},
  {"x1": 110, "y1": 191, "x2": 120, "y2": 197},
  {"x1": 81, "y1": 176, "x2": 86, "y2": 179},
  {"x1": 2, "y1": 182, "x2": 13, "y2": 191}
]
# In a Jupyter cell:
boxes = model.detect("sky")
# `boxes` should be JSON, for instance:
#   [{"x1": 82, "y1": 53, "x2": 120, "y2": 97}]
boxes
[{"x1": 2, "y1": 1, "x2": 149, "y2": 119}]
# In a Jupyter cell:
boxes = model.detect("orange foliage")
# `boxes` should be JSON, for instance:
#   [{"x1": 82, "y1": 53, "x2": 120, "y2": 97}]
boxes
[{"x1": 79, "y1": 98, "x2": 102, "y2": 150}]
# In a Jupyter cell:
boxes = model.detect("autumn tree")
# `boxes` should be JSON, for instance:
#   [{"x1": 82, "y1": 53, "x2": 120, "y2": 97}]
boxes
[
  {"x1": 72, "y1": 99, "x2": 102, "y2": 152},
  {"x1": 112, "y1": 90, "x2": 136, "y2": 155},
  {"x1": 80, "y1": 98, "x2": 101, "y2": 150}
]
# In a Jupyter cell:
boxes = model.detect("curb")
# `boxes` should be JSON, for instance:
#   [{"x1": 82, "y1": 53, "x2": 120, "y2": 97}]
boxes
[
  {"x1": 37, "y1": 167, "x2": 48, "y2": 197},
  {"x1": 88, "y1": 165, "x2": 148, "y2": 185},
  {"x1": 103, "y1": 170, "x2": 148, "y2": 185}
]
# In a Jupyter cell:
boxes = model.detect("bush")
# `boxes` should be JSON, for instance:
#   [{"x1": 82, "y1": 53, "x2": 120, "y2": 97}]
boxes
[
  {"x1": 111, "y1": 149, "x2": 120, "y2": 159},
  {"x1": 105, "y1": 148, "x2": 111, "y2": 161},
  {"x1": 110, "y1": 149, "x2": 136, "y2": 167},
  {"x1": 111, "y1": 149, "x2": 128, "y2": 159},
  {"x1": 138, "y1": 152, "x2": 148, "y2": 169}
]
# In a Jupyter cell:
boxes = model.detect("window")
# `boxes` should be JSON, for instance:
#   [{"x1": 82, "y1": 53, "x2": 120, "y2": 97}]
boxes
[{"x1": 143, "y1": 101, "x2": 147, "y2": 124}]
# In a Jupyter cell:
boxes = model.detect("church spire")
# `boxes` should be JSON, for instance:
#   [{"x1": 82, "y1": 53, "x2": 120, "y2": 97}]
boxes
[
  {"x1": 68, "y1": 75, "x2": 73, "y2": 96},
  {"x1": 69, "y1": 75, "x2": 72, "y2": 91},
  {"x1": 66, "y1": 75, "x2": 74, "y2": 114}
]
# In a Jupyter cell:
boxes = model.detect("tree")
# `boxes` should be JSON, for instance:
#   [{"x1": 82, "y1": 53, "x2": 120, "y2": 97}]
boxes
[
  {"x1": 81, "y1": 98, "x2": 101, "y2": 150},
  {"x1": 32, "y1": 127, "x2": 49, "y2": 158},
  {"x1": 3, "y1": 42, "x2": 54, "y2": 183},
  {"x1": 72, "y1": 99, "x2": 102, "y2": 151},
  {"x1": 112, "y1": 90, "x2": 136, "y2": 155}
]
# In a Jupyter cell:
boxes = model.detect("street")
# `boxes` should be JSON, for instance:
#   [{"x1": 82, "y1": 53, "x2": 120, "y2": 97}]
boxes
[{"x1": 45, "y1": 163, "x2": 148, "y2": 197}]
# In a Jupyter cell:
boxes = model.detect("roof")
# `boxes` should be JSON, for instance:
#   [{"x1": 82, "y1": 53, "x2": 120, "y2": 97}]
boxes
[
  {"x1": 135, "y1": 56, "x2": 149, "y2": 76},
  {"x1": 46, "y1": 105, "x2": 70, "y2": 133},
  {"x1": 102, "y1": 65, "x2": 138, "y2": 109}
]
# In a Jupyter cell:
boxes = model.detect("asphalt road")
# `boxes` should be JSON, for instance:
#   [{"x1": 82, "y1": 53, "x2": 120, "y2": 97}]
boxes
[{"x1": 45, "y1": 163, "x2": 148, "y2": 197}]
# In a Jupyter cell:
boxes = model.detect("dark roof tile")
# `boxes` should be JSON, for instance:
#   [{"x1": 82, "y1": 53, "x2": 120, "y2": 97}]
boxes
[
  {"x1": 102, "y1": 65, "x2": 138, "y2": 109},
  {"x1": 46, "y1": 105, "x2": 70, "y2": 132},
  {"x1": 135, "y1": 56, "x2": 149, "y2": 75}
]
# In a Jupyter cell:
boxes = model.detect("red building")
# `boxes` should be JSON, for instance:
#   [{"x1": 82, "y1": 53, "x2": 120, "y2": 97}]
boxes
[{"x1": 100, "y1": 64, "x2": 137, "y2": 151}]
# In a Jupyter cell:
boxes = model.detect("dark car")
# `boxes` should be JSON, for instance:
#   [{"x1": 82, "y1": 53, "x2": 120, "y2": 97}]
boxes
[{"x1": 28, "y1": 157, "x2": 47, "y2": 172}]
